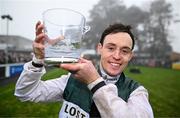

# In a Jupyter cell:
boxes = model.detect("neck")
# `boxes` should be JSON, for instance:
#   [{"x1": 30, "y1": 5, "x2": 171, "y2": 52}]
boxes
[{"x1": 99, "y1": 63, "x2": 120, "y2": 84}]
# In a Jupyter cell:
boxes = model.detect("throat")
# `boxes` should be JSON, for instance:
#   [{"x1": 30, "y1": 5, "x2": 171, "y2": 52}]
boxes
[{"x1": 99, "y1": 64, "x2": 120, "y2": 84}]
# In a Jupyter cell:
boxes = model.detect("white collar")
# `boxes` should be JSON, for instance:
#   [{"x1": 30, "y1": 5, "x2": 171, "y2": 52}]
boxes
[{"x1": 99, "y1": 63, "x2": 120, "y2": 84}]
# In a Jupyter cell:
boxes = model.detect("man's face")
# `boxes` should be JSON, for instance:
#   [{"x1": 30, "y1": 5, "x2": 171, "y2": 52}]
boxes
[{"x1": 98, "y1": 32, "x2": 133, "y2": 76}]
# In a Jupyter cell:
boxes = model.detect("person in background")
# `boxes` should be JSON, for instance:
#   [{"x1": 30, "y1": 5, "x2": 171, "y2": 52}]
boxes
[{"x1": 15, "y1": 21, "x2": 154, "y2": 118}]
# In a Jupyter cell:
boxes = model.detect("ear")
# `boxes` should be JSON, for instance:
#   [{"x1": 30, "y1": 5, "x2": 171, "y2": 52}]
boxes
[{"x1": 97, "y1": 43, "x2": 102, "y2": 55}]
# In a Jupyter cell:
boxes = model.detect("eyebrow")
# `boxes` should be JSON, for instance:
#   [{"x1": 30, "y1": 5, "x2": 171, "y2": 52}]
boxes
[
  {"x1": 105, "y1": 43, "x2": 131, "y2": 50},
  {"x1": 105, "y1": 43, "x2": 116, "y2": 47}
]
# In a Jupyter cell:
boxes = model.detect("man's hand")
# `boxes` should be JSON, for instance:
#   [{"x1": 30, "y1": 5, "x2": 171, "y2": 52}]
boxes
[
  {"x1": 33, "y1": 21, "x2": 46, "y2": 59},
  {"x1": 60, "y1": 58, "x2": 100, "y2": 84}
]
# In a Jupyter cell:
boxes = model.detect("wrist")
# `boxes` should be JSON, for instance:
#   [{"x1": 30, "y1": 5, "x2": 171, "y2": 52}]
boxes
[
  {"x1": 91, "y1": 81, "x2": 106, "y2": 94},
  {"x1": 87, "y1": 73, "x2": 101, "y2": 84},
  {"x1": 32, "y1": 61, "x2": 44, "y2": 68},
  {"x1": 32, "y1": 54, "x2": 44, "y2": 68},
  {"x1": 88, "y1": 77, "x2": 105, "y2": 90},
  {"x1": 32, "y1": 54, "x2": 44, "y2": 64}
]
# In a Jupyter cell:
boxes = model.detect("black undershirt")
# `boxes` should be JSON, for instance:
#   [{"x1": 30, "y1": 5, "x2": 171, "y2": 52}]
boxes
[{"x1": 90, "y1": 102, "x2": 100, "y2": 117}]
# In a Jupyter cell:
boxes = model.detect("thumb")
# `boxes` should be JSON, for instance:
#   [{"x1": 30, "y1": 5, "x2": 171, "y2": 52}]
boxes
[
  {"x1": 79, "y1": 57, "x2": 89, "y2": 63},
  {"x1": 60, "y1": 63, "x2": 80, "y2": 71}
]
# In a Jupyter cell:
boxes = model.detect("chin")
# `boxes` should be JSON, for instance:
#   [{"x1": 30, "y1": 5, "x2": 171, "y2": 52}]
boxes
[{"x1": 107, "y1": 70, "x2": 121, "y2": 77}]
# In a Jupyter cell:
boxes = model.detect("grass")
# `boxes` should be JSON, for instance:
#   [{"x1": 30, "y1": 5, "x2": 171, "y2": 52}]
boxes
[
  {"x1": 0, "y1": 66, "x2": 180, "y2": 117},
  {"x1": 0, "y1": 68, "x2": 67, "y2": 118},
  {"x1": 125, "y1": 66, "x2": 180, "y2": 117}
]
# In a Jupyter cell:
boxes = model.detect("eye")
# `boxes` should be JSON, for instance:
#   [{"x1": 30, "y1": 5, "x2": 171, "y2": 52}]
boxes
[
  {"x1": 108, "y1": 47, "x2": 114, "y2": 50},
  {"x1": 107, "y1": 47, "x2": 115, "y2": 51},
  {"x1": 121, "y1": 49, "x2": 131, "y2": 55}
]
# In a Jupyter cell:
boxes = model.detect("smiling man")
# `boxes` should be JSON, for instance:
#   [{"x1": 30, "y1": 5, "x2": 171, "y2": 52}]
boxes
[
  {"x1": 98, "y1": 32, "x2": 133, "y2": 76},
  {"x1": 15, "y1": 22, "x2": 154, "y2": 118}
]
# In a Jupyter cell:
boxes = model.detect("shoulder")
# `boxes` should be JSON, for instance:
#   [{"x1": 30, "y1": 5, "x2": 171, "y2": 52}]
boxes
[
  {"x1": 130, "y1": 86, "x2": 149, "y2": 97},
  {"x1": 118, "y1": 73, "x2": 140, "y2": 91},
  {"x1": 125, "y1": 77, "x2": 140, "y2": 90}
]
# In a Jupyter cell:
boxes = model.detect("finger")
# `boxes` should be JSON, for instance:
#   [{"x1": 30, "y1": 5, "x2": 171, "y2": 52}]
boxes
[
  {"x1": 35, "y1": 21, "x2": 41, "y2": 30},
  {"x1": 35, "y1": 33, "x2": 45, "y2": 43},
  {"x1": 36, "y1": 23, "x2": 44, "y2": 36},
  {"x1": 47, "y1": 35, "x2": 64, "y2": 45},
  {"x1": 79, "y1": 57, "x2": 89, "y2": 63},
  {"x1": 56, "y1": 35, "x2": 65, "y2": 41},
  {"x1": 60, "y1": 63, "x2": 80, "y2": 72},
  {"x1": 33, "y1": 42, "x2": 45, "y2": 49}
]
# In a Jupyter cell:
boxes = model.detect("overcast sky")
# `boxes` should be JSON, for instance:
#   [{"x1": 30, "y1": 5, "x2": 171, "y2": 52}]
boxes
[{"x1": 0, "y1": 0, "x2": 180, "y2": 52}]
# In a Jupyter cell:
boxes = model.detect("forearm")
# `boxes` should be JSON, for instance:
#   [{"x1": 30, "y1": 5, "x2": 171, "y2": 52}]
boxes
[
  {"x1": 14, "y1": 61, "x2": 69, "y2": 102},
  {"x1": 14, "y1": 61, "x2": 46, "y2": 100},
  {"x1": 90, "y1": 83, "x2": 153, "y2": 118}
]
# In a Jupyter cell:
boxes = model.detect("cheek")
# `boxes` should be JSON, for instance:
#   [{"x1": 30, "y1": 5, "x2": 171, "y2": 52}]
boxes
[
  {"x1": 101, "y1": 53, "x2": 112, "y2": 63},
  {"x1": 121, "y1": 57, "x2": 132, "y2": 69},
  {"x1": 122, "y1": 57, "x2": 130, "y2": 65},
  {"x1": 100, "y1": 50, "x2": 111, "y2": 59},
  {"x1": 100, "y1": 53, "x2": 110, "y2": 66},
  {"x1": 124, "y1": 57, "x2": 129, "y2": 62}
]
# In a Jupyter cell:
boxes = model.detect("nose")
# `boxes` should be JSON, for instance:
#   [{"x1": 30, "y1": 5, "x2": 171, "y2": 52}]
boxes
[{"x1": 113, "y1": 50, "x2": 121, "y2": 60}]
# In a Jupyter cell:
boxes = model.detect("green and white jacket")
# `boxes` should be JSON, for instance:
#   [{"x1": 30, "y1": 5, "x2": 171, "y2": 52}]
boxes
[{"x1": 15, "y1": 61, "x2": 154, "y2": 118}]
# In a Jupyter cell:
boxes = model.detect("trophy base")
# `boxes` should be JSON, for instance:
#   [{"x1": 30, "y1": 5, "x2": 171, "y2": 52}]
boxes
[{"x1": 44, "y1": 57, "x2": 78, "y2": 64}]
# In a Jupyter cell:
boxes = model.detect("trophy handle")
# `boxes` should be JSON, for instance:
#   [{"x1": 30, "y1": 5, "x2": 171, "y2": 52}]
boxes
[{"x1": 83, "y1": 25, "x2": 90, "y2": 34}]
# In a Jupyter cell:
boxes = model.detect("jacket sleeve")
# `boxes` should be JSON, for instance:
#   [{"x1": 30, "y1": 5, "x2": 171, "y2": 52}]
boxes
[
  {"x1": 14, "y1": 61, "x2": 70, "y2": 102},
  {"x1": 93, "y1": 84, "x2": 154, "y2": 118}
]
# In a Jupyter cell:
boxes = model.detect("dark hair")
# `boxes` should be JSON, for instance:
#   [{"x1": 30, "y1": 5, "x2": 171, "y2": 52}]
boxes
[{"x1": 100, "y1": 23, "x2": 135, "y2": 50}]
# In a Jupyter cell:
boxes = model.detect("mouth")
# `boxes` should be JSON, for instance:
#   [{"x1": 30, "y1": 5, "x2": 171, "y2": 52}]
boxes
[{"x1": 109, "y1": 62, "x2": 121, "y2": 68}]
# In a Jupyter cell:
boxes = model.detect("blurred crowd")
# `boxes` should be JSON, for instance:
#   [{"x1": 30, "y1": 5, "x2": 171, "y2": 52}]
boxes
[{"x1": 0, "y1": 50, "x2": 32, "y2": 64}]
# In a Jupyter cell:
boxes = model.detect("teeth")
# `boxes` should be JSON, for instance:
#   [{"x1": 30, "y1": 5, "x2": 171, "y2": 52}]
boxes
[{"x1": 111, "y1": 63, "x2": 119, "y2": 67}]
